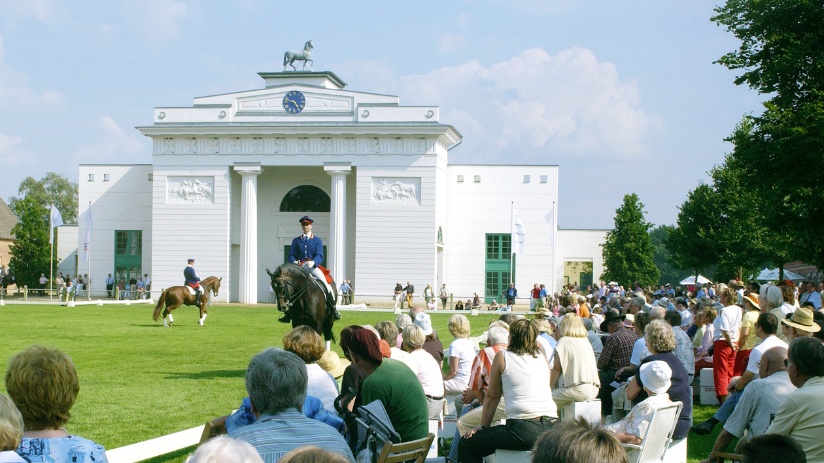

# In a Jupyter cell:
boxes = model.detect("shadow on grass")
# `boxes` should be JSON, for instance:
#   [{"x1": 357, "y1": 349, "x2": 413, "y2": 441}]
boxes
[{"x1": 164, "y1": 370, "x2": 245, "y2": 380}]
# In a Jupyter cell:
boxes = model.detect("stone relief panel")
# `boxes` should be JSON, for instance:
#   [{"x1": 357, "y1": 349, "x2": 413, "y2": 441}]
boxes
[
  {"x1": 185, "y1": 138, "x2": 198, "y2": 154},
  {"x1": 229, "y1": 138, "x2": 242, "y2": 154},
  {"x1": 251, "y1": 137, "x2": 264, "y2": 154},
  {"x1": 341, "y1": 138, "x2": 356, "y2": 153},
  {"x1": 391, "y1": 138, "x2": 404, "y2": 153},
  {"x1": 371, "y1": 177, "x2": 421, "y2": 205},
  {"x1": 207, "y1": 138, "x2": 220, "y2": 154},
  {"x1": 414, "y1": 138, "x2": 427, "y2": 153},
  {"x1": 297, "y1": 138, "x2": 310, "y2": 153},
  {"x1": 162, "y1": 138, "x2": 176, "y2": 154},
  {"x1": 166, "y1": 176, "x2": 215, "y2": 204},
  {"x1": 319, "y1": 137, "x2": 333, "y2": 154},
  {"x1": 365, "y1": 138, "x2": 381, "y2": 154},
  {"x1": 153, "y1": 136, "x2": 435, "y2": 156},
  {"x1": 273, "y1": 138, "x2": 286, "y2": 153}
]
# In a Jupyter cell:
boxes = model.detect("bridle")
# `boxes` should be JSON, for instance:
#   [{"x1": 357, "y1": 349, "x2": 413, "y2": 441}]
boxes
[{"x1": 273, "y1": 269, "x2": 309, "y2": 310}]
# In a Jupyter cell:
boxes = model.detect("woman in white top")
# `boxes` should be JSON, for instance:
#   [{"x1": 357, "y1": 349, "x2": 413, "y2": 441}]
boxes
[
  {"x1": 283, "y1": 326, "x2": 339, "y2": 415},
  {"x1": 443, "y1": 315, "x2": 475, "y2": 393},
  {"x1": 712, "y1": 285, "x2": 742, "y2": 404},
  {"x1": 616, "y1": 313, "x2": 652, "y2": 381},
  {"x1": 457, "y1": 319, "x2": 557, "y2": 463},
  {"x1": 402, "y1": 325, "x2": 445, "y2": 419},
  {"x1": 551, "y1": 314, "x2": 600, "y2": 407}
]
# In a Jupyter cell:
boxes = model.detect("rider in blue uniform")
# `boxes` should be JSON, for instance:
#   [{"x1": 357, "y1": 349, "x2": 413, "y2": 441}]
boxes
[
  {"x1": 282, "y1": 216, "x2": 341, "y2": 323},
  {"x1": 184, "y1": 258, "x2": 203, "y2": 305}
]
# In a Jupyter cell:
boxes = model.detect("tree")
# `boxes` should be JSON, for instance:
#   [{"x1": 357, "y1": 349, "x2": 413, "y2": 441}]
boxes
[
  {"x1": 650, "y1": 225, "x2": 690, "y2": 286},
  {"x1": 667, "y1": 184, "x2": 721, "y2": 281},
  {"x1": 7, "y1": 173, "x2": 78, "y2": 288},
  {"x1": 601, "y1": 194, "x2": 660, "y2": 288},
  {"x1": 8, "y1": 172, "x2": 78, "y2": 224},
  {"x1": 713, "y1": 0, "x2": 824, "y2": 269},
  {"x1": 8, "y1": 196, "x2": 50, "y2": 288}
]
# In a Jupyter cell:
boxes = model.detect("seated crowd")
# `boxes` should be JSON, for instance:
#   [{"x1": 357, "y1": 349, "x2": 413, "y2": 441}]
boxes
[{"x1": 3, "y1": 278, "x2": 823, "y2": 463}]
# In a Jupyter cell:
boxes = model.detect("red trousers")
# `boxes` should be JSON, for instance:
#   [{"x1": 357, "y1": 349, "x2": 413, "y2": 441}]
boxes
[
  {"x1": 734, "y1": 349, "x2": 751, "y2": 377},
  {"x1": 713, "y1": 340, "x2": 736, "y2": 401}
]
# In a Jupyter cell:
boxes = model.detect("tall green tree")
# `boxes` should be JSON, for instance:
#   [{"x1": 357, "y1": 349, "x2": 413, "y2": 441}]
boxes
[
  {"x1": 7, "y1": 173, "x2": 78, "y2": 287},
  {"x1": 667, "y1": 184, "x2": 721, "y2": 280},
  {"x1": 713, "y1": 0, "x2": 824, "y2": 269},
  {"x1": 8, "y1": 172, "x2": 78, "y2": 224},
  {"x1": 650, "y1": 225, "x2": 690, "y2": 286},
  {"x1": 8, "y1": 196, "x2": 50, "y2": 288},
  {"x1": 601, "y1": 193, "x2": 659, "y2": 288}
]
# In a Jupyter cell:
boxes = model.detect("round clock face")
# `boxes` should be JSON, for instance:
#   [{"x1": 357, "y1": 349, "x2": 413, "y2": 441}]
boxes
[{"x1": 283, "y1": 90, "x2": 306, "y2": 114}]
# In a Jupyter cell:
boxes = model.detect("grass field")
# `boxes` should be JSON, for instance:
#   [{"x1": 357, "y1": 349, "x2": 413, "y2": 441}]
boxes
[{"x1": 0, "y1": 303, "x2": 725, "y2": 462}]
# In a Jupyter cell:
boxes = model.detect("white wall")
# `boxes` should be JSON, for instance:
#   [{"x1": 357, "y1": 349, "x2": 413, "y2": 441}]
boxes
[
  {"x1": 77, "y1": 165, "x2": 153, "y2": 296},
  {"x1": 55, "y1": 224, "x2": 78, "y2": 277},
  {"x1": 444, "y1": 165, "x2": 560, "y2": 300},
  {"x1": 150, "y1": 166, "x2": 231, "y2": 302},
  {"x1": 555, "y1": 229, "x2": 608, "y2": 293}
]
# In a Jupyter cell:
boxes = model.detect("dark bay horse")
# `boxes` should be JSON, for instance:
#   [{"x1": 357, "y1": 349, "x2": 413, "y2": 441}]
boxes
[
  {"x1": 267, "y1": 263, "x2": 335, "y2": 341},
  {"x1": 153, "y1": 276, "x2": 221, "y2": 327}
]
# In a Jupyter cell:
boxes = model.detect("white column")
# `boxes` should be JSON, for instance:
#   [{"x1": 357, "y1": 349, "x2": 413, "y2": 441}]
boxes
[
  {"x1": 235, "y1": 165, "x2": 262, "y2": 304},
  {"x1": 324, "y1": 165, "x2": 351, "y2": 284}
]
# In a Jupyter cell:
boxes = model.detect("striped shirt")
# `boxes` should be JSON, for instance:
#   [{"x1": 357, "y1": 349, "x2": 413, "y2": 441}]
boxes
[
  {"x1": 468, "y1": 344, "x2": 506, "y2": 392},
  {"x1": 229, "y1": 409, "x2": 354, "y2": 462}
]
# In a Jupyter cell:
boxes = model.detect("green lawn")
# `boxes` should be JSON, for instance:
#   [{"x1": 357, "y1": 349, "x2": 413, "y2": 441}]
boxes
[{"x1": 0, "y1": 303, "x2": 724, "y2": 462}]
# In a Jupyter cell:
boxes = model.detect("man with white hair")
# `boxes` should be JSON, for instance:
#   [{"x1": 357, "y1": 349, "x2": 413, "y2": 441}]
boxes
[{"x1": 229, "y1": 348, "x2": 353, "y2": 461}]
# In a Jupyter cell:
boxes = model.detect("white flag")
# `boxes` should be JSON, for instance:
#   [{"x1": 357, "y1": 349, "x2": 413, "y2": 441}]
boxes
[
  {"x1": 512, "y1": 209, "x2": 527, "y2": 255},
  {"x1": 83, "y1": 206, "x2": 93, "y2": 262},
  {"x1": 49, "y1": 204, "x2": 63, "y2": 244},
  {"x1": 547, "y1": 203, "x2": 556, "y2": 249}
]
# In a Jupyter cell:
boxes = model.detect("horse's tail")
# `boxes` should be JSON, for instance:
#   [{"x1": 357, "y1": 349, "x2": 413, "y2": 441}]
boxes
[
  {"x1": 153, "y1": 291, "x2": 166, "y2": 321},
  {"x1": 283, "y1": 52, "x2": 289, "y2": 66}
]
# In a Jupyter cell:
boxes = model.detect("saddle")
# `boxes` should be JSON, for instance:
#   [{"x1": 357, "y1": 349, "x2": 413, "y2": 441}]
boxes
[{"x1": 185, "y1": 286, "x2": 196, "y2": 296}]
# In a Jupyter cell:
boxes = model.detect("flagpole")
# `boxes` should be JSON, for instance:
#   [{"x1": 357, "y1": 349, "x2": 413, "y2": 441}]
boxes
[
  {"x1": 49, "y1": 220, "x2": 54, "y2": 301},
  {"x1": 87, "y1": 201, "x2": 91, "y2": 300},
  {"x1": 510, "y1": 201, "x2": 514, "y2": 289},
  {"x1": 550, "y1": 201, "x2": 555, "y2": 297}
]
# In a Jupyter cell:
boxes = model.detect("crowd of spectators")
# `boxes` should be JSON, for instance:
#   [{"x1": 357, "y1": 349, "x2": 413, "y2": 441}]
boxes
[{"x1": 4, "y1": 276, "x2": 824, "y2": 463}]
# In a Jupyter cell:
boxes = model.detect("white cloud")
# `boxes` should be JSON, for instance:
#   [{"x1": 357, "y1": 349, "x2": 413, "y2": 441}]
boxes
[
  {"x1": 126, "y1": 0, "x2": 189, "y2": 46},
  {"x1": 437, "y1": 34, "x2": 468, "y2": 54},
  {"x1": 0, "y1": 133, "x2": 23, "y2": 165},
  {"x1": 74, "y1": 116, "x2": 145, "y2": 161},
  {"x1": 394, "y1": 47, "x2": 658, "y2": 160},
  {"x1": 0, "y1": 34, "x2": 64, "y2": 106}
]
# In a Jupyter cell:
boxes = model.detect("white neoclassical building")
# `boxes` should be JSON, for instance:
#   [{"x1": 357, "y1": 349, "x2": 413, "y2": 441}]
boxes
[{"x1": 77, "y1": 71, "x2": 606, "y2": 304}]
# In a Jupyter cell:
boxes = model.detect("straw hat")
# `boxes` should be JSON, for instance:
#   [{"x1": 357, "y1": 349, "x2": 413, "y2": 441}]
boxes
[
  {"x1": 781, "y1": 307, "x2": 821, "y2": 333},
  {"x1": 742, "y1": 293, "x2": 760, "y2": 309},
  {"x1": 317, "y1": 350, "x2": 350, "y2": 378}
]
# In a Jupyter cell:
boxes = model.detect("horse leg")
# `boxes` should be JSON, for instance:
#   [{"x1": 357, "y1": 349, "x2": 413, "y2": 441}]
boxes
[{"x1": 198, "y1": 303, "x2": 208, "y2": 326}]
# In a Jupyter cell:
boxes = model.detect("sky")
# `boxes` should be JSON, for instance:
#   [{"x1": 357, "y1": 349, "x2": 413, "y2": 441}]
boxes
[{"x1": 0, "y1": 0, "x2": 764, "y2": 229}]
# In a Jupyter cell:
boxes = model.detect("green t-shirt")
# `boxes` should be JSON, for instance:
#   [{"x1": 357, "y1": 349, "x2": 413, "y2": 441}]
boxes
[{"x1": 361, "y1": 358, "x2": 429, "y2": 442}]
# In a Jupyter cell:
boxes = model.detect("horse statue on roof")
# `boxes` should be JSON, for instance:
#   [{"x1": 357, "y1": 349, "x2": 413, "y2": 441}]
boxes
[
  {"x1": 153, "y1": 276, "x2": 221, "y2": 327},
  {"x1": 267, "y1": 263, "x2": 335, "y2": 341},
  {"x1": 283, "y1": 40, "x2": 313, "y2": 71}
]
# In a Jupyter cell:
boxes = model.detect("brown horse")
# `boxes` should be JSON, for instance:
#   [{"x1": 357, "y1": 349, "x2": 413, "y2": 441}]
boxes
[
  {"x1": 267, "y1": 263, "x2": 335, "y2": 341},
  {"x1": 153, "y1": 276, "x2": 221, "y2": 327}
]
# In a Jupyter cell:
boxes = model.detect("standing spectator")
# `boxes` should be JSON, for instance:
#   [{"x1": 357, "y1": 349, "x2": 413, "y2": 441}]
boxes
[
  {"x1": 393, "y1": 282, "x2": 403, "y2": 310},
  {"x1": 143, "y1": 274, "x2": 151, "y2": 298},
  {"x1": 5, "y1": 346, "x2": 108, "y2": 462},
  {"x1": 55, "y1": 273, "x2": 65, "y2": 299},
  {"x1": 713, "y1": 284, "x2": 743, "y2": 404},
  {"x1": 339, "y1": 280, "x2": 350, "y2": 306},
  {"x1": 403, "y1": 281, "x2": 415, "y2": 308},
  {"x1": 105, "y1": 274, "x2": 114, "y2": 298},
  {"x1": 505, "y1": 283, "x2": 517, "y2": 309},
  {"x1": 439, "y1": 283, "x2": 449, "y2": 309},
  {"x1": 423, "y1": 284, "x2": 434, "y2": 306},
  {"x1": 38, "y1": 273, "x2": 48, "y2": 296},
  {"x1": 798, "y1": 281, "x2": 821, "y2": 309},
  {"x1": 530, "y1": 284, "x2": 541, "y2": 311},
  {"x1": 345, "y1": 280, "x2": 353, "y2": 304}
]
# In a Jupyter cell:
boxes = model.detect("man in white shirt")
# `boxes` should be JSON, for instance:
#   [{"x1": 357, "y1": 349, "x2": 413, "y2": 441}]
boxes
[
  {"x1": 700, "y1": 347, "x2": 795, "y2": 461},
  {"x1": 692, "y1": 312, "x2": 787, "y2": 435}
]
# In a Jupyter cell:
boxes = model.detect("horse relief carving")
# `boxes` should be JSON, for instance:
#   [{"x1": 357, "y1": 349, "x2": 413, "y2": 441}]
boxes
[
  {"x1": 167, "y1": 177, "x2": 215, "y2": 204},
  {"x1": 372, "y1": 178, "x2": 420, "y2": 205}
]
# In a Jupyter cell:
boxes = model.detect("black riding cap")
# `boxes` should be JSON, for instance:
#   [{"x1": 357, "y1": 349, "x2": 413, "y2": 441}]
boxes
[{"x1": 299, "y1": 216, "x2": 314, "y2": 224}]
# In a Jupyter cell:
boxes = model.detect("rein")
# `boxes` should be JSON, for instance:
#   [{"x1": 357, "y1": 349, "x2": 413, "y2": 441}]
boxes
[{"x1": 275, "y1": 274, "x2": 310, "y2": 309}]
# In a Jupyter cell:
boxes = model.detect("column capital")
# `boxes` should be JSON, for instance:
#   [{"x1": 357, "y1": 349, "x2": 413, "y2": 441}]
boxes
[
  {"x1": 324, "y1": 164, "x2": 351, "y2": 175},
  {"x1": 234, "y1": 164, "x2": 262, "y2": 175}
]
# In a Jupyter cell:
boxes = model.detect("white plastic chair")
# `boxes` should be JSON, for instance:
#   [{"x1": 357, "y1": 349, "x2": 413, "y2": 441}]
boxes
[{"x1": 622, "y1": 401, "x2": 682, "y2": 463}]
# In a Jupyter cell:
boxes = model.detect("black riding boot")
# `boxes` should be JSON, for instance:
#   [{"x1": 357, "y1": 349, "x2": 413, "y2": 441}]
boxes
[
  {"x1": 328, "y1": 293, "x2": 342, "y2": 320},
  {"x1": 278, "y1": 311, "x2": 291, "y2": 323},
  {"x1": 195, "y1": 293, "x2": 201, "y2": 306}
]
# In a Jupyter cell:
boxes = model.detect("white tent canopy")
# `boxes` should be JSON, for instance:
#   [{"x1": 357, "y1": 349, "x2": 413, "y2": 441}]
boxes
[
  {"x1": 755, "y1": 267, "x2": 806, "y2": 282},
  {"x1": 679, "y1": 275, "x2": 712, "y2": 286}
]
